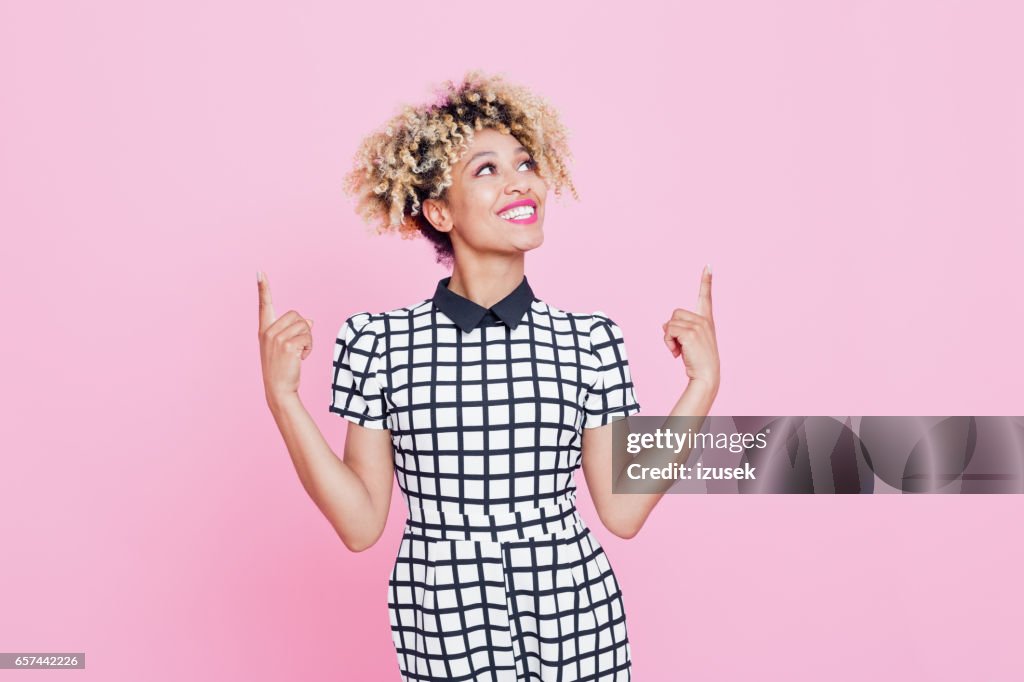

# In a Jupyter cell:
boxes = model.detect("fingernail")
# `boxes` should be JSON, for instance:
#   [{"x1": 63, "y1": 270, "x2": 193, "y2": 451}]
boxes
[
  {"x1": 257, "y1": 270, "x2": 262, "y2": 283},
  {"x1": 706, "y1": 263, "x2": 712, "y2": 275}
]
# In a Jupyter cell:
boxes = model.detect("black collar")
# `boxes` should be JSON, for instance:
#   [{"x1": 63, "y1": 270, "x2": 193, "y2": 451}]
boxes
[{"x1": 432, "y1": 275, "x2": 535, "y2": 333}]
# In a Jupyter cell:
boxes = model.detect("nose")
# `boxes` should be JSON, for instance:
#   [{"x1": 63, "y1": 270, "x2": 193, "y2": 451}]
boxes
[{"x1": 505, "y1": 173, "x2": 531, "y2": 195}]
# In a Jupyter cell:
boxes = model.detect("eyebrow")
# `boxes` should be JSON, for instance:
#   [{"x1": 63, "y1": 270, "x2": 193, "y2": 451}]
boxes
[{"x1": 464, "y1": 146, "x2": 530, "y2": 171}]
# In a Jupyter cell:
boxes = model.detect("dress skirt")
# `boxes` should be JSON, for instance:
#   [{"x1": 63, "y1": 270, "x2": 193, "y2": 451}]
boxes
[{"x1": 387, "y1": 494, "x2": 632, "y2": 682}]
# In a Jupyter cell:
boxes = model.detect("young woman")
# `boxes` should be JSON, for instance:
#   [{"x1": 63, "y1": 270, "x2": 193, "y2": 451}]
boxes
[{"x1": 258, "y1": 70, "x2": 720, "y2": 681}]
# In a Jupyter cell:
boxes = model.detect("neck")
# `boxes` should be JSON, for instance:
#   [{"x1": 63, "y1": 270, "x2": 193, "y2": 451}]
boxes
[{"x1": 447, "y1": 255, "x2": 525, "y2": 308}]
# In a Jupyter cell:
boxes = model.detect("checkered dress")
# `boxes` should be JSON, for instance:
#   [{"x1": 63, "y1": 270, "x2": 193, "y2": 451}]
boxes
[{"x1": 330, "y1": 276, "x2": 641, "y2": 682}]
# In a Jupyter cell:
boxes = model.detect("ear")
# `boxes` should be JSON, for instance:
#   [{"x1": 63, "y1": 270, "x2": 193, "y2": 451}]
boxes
[{"x1": 423, "y1": 197, "x2": 453, "y2": 234}]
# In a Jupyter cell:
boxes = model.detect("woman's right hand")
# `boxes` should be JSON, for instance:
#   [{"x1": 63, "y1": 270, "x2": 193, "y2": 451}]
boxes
[{"x1": 258, "y1": 271, "x2": 314, "y2": 405}]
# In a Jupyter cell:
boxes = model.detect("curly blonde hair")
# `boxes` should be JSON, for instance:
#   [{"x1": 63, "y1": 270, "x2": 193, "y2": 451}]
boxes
[{"x1": 343, "y1": 69, "x2": 579, "y2": 265}]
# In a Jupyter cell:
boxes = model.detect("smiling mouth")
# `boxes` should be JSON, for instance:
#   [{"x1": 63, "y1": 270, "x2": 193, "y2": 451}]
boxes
[{"x1": 498, "y1": 205, "x2": 538, "y2": 224}]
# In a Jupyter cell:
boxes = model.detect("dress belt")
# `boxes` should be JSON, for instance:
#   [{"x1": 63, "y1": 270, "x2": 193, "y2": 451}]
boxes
[{"x1": 405, "y1": 494, "x2": 586, "y2": 543}]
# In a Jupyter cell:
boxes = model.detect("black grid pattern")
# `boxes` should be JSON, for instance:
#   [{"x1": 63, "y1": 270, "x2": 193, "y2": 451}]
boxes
[{"x1": 330, "y1": 283, "x2": 640, "y2": 681}]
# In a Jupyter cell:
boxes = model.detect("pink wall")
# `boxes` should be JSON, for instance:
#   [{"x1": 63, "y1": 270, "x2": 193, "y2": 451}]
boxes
[{"x1": 1, "y1": 1, "x2": 1021, "y2": 679}]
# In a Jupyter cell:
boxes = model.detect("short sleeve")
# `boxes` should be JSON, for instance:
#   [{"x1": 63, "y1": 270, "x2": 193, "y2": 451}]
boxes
[
  {"x1": 583, "y1": 313, "x2": 641, "y2": 428},
  {"x1": 329, "y1": 313, "x2": 388, "y2": 429}
]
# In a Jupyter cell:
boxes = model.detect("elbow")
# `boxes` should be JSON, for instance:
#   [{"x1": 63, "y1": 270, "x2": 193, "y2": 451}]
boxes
[
  {"x1": 337, "y1": 525, "x2": 383, "y2": 553},
  {"x1": 342, "y1": 536, "x2": 371, "y2": 553},
  {"x1": 611, "y1": 524, "x2": 641, "y2": 540},
  {"x1": 605, "y1": 516, "x2": 643, "y2": 540},
  {"x1": 341, "y1": 533, "x2": 378, "y2": 553}
]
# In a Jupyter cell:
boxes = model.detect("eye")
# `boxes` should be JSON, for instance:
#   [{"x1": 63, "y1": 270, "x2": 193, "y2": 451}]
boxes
[{"x1": 475, "y1": 158, "x2": 536, "y2": 176}]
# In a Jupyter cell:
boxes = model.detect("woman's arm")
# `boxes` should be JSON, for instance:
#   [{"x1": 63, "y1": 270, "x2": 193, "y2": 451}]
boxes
[
  {"x1": 582, "y1": 380, "x2": 716, "y2": 539},
  {"x1": 267, "y1": 394, "x2": 394, "y2": 552},
  {"x1": 259, "y1": 272, "x2": 394, "y2": 552},
  {"x1": 582, "y1": 265, "x2": 720, "y2": 539}
]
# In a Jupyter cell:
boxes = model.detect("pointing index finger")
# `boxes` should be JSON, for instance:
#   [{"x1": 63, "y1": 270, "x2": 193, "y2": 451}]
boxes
[
  {"x1": 258, "y1": 271, "x2": 276, "y2": 330},
  {"x1": 696, "y1": 264, "x2": 713, "y2": 320}
]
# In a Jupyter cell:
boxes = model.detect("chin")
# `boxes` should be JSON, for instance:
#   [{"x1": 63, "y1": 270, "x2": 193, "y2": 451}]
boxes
[{"x1": 517, "y1": 231, "x2": 545, "y2": 252}]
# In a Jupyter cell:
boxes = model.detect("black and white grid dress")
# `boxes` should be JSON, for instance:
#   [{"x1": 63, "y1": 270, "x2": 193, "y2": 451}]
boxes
[{"x1": 330, "y1": 275, "x2": 641, "y2": 682}]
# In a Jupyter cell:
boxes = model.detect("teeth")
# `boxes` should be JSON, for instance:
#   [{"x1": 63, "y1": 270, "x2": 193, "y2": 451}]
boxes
[{"x1": 499, "y1": 205, "x2": 536, "y2": 220}]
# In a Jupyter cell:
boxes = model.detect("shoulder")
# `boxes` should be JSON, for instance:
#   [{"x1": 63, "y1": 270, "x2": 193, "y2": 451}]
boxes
[
  {"x1": 340, "y1": 299, "x2": 432, "y2": 334},
  {"x1": 586, "y1": 311, "x2": 626, "y2": 354},
  {"x1": 544, "y1": 300, "x2": 621, "y2": 328},
  {"x1": 531, "y1": 301, "x2": 624, "y2": 352},
  {"x1": 532, "y1": 300, "x2": 618, "y2": 330}
]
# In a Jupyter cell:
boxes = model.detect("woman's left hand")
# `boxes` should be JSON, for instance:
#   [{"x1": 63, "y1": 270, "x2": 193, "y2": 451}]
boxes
[{"x1": 662, "y1": 265, "x2": 721, "y2": 393}]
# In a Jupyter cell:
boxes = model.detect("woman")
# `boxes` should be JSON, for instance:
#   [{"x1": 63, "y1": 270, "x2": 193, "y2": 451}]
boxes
[{"x1": 258, "y1": 70, "x2": 720, "y2": 681}]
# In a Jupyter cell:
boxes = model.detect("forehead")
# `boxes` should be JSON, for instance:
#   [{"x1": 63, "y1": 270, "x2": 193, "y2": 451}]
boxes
[{"x1": 457, "y1": 128, "x2": 525, "y2": 164}]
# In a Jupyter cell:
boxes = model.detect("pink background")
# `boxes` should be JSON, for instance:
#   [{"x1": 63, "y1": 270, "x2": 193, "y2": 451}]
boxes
[{"x1": 2, "y1": 0, "x2": 1022, "y2": 680}]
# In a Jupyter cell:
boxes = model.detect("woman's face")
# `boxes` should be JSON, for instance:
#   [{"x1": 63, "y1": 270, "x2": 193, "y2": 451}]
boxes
[{"x1": 424, "y1": 127, "x2": 548, "y2": 260}]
